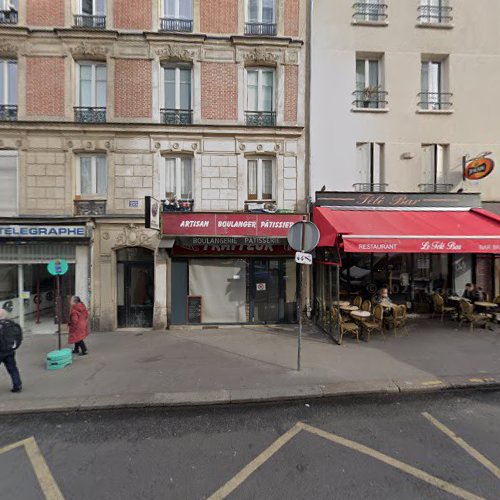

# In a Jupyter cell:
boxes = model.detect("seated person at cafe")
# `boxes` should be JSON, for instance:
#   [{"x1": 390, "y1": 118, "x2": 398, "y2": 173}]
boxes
[
  {"x1": 373, "y1": 287, "x2": 393, "y2": 306},
  {"x1": 474, "y1": 286, "x2": 487, "y2": 302},
  {"x1": 462, "y1": 283, "x2": 475, "y2": 301}
]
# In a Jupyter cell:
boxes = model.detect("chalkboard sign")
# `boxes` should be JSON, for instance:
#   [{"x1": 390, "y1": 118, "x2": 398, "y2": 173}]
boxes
[{"x1": 187, "y1": 296, "x2": 202, "y2": 323}]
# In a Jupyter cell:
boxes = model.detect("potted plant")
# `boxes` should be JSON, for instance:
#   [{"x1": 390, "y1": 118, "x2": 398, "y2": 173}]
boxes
[{"x1": 361, "y1": 85, "x2": 381, "y2": 108}]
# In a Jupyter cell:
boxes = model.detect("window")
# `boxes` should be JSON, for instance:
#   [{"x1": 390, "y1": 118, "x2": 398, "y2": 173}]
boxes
[
  {"x1": 161, "y1": 0, "x2": 193, "y2": 31},
  {"x1": 355, "y1": 143, "x2": 385, "y2": 191},
  {"x1": 246, "y1": 0, "x2": 277, "y2": 35},
  {"x1": 420, "y1": 59, "x2": 452, "y2": 110},
  {"x1": 354, "y1": 58, "x2": 385, "y2": 109},
  {"x1": 418, "y1": 0, "x2": 452, "y2": 24},
  {"x1": 75, "y1": 62, "x2": 106, "y2": 122},
  {"x1": 0, "y1": 0, "x2": 18, "y2": 24},
  {"x1": 420, "y1": 144, "x2": 451, "y2": 192},
  {"x1": 77, "y1": 155, "x2": 107, "y2": 196},
  {"x1": 353, "y1": 0, "x2": 387, "y2": 23},
  {"x1": 161, "y1": 157, "x2": 193, "y2": 200},
  {"x1": 247, "y1": 158, "x2": 274, "y2": 200},
  {"x1": 161, "y1": 65, "x2": 192, "y2": 124},
  {"x1": 75, "y1": 0, "x2": 106, "y2": 28},
  {"x1": 0, "y1": 59, "x2": 16, "y2": 120},
  {"x1": 245, "y1": 68, "x2": 275, "y2": 126},
  {"x1": 0, "y1": 151, "x2": 17, "y2": 215}
]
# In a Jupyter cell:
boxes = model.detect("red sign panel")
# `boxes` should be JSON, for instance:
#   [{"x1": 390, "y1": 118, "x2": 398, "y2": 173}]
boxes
[
  {"x1": 464, "y1": 156, "x2": 495, "y2": 180},
  {"x1": 343, "y1": 237, "x2": 500, "y2": 254},
  {"x1": 162, "y1": 213, "x2": 304, "y2": 237}
]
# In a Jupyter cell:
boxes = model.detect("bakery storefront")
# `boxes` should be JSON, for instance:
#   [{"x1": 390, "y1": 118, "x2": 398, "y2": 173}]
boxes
[
  {"x1": 0, "y1": 221, "x2": 90, "y2": 334},
  {"x1": 163, "y1": 213, "x2": 304, "y2": 325}
]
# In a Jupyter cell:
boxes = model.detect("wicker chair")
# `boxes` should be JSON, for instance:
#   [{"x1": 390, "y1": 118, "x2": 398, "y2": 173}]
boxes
[
  {"x1": 361, "y1": 299, "x2": 372, "y2": 313},
  {"x1": 459, "y1": 299, "x2": 489, "y2": 332},
  {"x1": 361, "y1": 304, "x2": 384, "y2": 341},
  {"x1": 333, "y1": 307, "x2": 360, "y2": 344},
  {"x1": 386, "y1": 304, "x2": 409, "y2": 336},
  {"x1": 494, "y1": 295, "x2": 500, "y2": 305},
  {"x1": 352, "y1": 296, "x2": 362, "y2": 308},
  {"x1": 431, "y1": 293, "x2": 455, "y2": 322}
]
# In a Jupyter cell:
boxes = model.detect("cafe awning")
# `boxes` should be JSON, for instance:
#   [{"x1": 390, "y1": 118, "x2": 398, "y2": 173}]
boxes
[{"x1": 313, "y1": 207, "x2": 500, "y2": 254}]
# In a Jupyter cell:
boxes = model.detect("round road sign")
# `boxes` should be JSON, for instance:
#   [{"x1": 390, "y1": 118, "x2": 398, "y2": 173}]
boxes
[
  {"x1": 47, "y1": 259, "x2": 69, "y2": 276},
  {"x1": 287, "y1": 221, "x2": 320, "y2": 252}
]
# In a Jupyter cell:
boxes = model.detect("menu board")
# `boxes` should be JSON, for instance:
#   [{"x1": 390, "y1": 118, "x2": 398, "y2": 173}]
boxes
[{"x1": 187, "y1": 296, "x2": 202, "y2": 323}]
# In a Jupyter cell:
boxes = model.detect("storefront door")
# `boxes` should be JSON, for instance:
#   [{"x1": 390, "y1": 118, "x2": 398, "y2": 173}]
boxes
[
  {"x1": 117, "y1": 248, "x2": 154, "y2": 328},
  {"x1": 250, "y1": 259, "x2": 284, "y2": 323}
]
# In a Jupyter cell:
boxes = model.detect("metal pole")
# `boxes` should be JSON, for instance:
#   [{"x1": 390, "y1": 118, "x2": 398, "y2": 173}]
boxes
[
  {"x1": 297, "y1": 262, "x2": 302, "y2": 371},
  {"x1": 336, "y1": 265, "x2": 341, "y2": 344},
  {"x1": 36, "y1": 264, "x2": 41, "y2": 324},
  {"x1": 56, "y1": 274, "x2": 62, "y2": 351},
  {"x1": 17, "y1": 264, "x2": 24, "y2": 329}
]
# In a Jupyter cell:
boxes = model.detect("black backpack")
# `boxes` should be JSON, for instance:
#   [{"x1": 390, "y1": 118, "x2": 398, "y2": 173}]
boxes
[{"x1": 0, "y1": 319, "x2": 23, "y2": 354}]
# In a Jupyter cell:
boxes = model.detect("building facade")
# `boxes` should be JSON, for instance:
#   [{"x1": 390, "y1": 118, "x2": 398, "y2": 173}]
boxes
[
  {"x1": 309, "y1": 0, "x2": 500, "y2": 302},
  {"x1": 0, "y1": 0, "x2": 307, "y2": 331}
]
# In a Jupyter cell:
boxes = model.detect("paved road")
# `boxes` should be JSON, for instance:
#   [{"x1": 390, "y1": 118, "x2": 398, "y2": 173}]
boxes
[{"x1": 0, "y1": 391, "x2": 499, "y2": 500}]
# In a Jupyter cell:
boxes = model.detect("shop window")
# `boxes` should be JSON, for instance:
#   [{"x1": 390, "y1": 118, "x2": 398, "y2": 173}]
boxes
[
  {"x1": 161, "y1": 156, "x2": 193, "y2": 200},
  {"x1": 77, "y1": 155, "x2": 107, "y2": 196},
  {"x1": 355, "y1": 142, "x2": 385, "y2": 191},
  {"x1": 0, "y1": 151, "x2": 17, "y2": 215},
  {"x1": 247, "y1": 158, "x2": 274, "y2": 201}
]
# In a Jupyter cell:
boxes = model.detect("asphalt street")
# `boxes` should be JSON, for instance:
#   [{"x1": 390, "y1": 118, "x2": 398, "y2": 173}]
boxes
[{"x1": 0, "y1": 391, "x2": 499, "y2": 500}]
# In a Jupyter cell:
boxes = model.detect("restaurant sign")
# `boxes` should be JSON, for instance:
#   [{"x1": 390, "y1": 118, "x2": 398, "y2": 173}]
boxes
[
  {"x1": 0, "y1": 225, "x2": 87, "y2": 238},
  {"x1": 162, "y1": 213, "x2": 304, "y2": 238},
  {"x1": 463, "y1": 153, "x2": 495, "y2": 181}
]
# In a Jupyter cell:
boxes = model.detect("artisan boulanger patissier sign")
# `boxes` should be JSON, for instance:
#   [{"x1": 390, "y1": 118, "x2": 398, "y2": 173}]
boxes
[
  {"x1": 0, "y1": 225, "x2": 87, "y2": 238},
  {"x1": 162, "y1": 213, "x2": 304, "y2": 237}
]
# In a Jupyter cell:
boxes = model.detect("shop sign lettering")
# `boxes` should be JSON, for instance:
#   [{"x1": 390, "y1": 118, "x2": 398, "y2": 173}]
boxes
[
  {"x1": 0, "y1": 225, "x2": 87, "y2": 238},
  {"x1": 420, "y1": 241, "x2": 463, "y2": 251}
]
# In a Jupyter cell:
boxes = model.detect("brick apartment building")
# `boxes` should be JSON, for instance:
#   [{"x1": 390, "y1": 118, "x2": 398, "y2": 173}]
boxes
[{"x1": 0, "y1": 0, "x2": 307, "y2": 331}]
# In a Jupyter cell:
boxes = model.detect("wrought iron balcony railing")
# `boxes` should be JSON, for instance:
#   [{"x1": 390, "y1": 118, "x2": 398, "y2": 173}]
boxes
[
  {"x1": 74, "y1": 200, "x2": 107, "y2": 216},
  {"x1": 417, "y1": 5, "x2": 453, "y2": 24},
  {"x1": 418, "y1": 92, "x2": 453, "y2": 110},
  {"x1": 73, "y1": 14, "x2": 106, "y2": 29},
  {"x1": 245, "y1": 111, "x2": 276, "y2": 127},
  {"x1": 353, "y1": 183, "x2": 388, "y2": 192},
  {"x1": 352, "y1": 89, "x2": 388, "y2": 109},
  {"x1": 74, "y1": 107, "x2": 106, "y2": 123},
  {"x1": 0, "y1": 105, "x2": 17, "y2": 121},
  {"x1": 244, "y1": 22, "x2": 277, "y2": 36},
  {"x1": 0, "y1": 9, "x2": 17, "y2": 24},
  {"x1": 160, "y1": 108, "x2": 193, "y2": 125},
  {"x1": 418, "y1": 183, "x2": 453, "y2": 193},
  {"x1": 162, "y1": 198, "x2": 194, "y2": 212},
  {"x1": 160, "y1": 17, "x2": 193, "y2": 32},
  {"x1": 352, "y1": 2, "x2": 388, "y2": 22}
]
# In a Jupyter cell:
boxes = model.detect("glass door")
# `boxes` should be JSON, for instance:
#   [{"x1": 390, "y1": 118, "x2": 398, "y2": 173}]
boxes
[{"x1": 250, "y1": 259, "x2": 284, "y2": 323}]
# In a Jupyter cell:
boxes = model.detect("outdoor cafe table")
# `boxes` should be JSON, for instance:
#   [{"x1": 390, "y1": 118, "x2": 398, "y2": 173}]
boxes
[
  {"x1": 350, "y1": 310, "x2": 371, "y2": 319},
  {"x1": 340, "y1": 305, "x2": 359, "y2": 312},
  {"x1": 474, "y1": 301, "x2": 498, "y2": 310},
  {"x1": 333, "y1": 300, "x2": 351, "y2": 307},
  {"x1": 448, "y1": 296, "x2": 471, "y2": 303}
]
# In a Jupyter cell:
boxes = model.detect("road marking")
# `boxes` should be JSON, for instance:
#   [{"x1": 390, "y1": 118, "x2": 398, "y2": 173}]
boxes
[
  {"x1": 208, "y1": 422, "x2": 484, "y2": 500},
  {"x1": 422, "y1": 412, "x2": 500, "y2": 480},
  {"x1": 207, "y1": 423, "x2": 303, "y2": 500},
  {"x1": 0, "y1": 437, "x2": 64, "y2": 500},
  {"x1": 300, "y1": 423, "x2": 484, "y2": 500}
]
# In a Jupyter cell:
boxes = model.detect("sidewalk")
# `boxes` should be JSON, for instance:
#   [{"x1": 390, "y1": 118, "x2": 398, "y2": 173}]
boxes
[{"x1": 1, "y1": 320, "x2": 499, "y2": 414}]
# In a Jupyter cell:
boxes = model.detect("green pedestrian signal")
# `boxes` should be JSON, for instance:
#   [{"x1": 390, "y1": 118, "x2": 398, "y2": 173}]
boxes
[{"x1": 47, "y1": 258, "x2": 69, "y2": 276}]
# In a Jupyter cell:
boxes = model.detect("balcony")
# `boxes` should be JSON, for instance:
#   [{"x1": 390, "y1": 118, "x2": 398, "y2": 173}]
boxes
[
  {"x1": 74, "y1": 200, "x2": 106, "y2": 216},
  {"x1": 160, "y1": 108, "x2": 193, "y2": 125},
  {"x1": 244, "y1": 22, "x2": 277, "y2": 36},
  {"x1": 353, "y1": 183, "x2": 388, "y2": 192},
  {"x1": 352, "y1": 89, "x2": 388, "y2": 110},
  {"x1": 352, "y1": 2, "x2": 388, "y2": 23},
  {"x1": 162, "y1": 199, "x2": 194, "y2": 212},
  {"x1": 417, "y1": 5, "x2": 453, "y2": 24},
  {"x1": 418, "y1": 183, "x2": 453, "y2": 193},
  {"x1": 418, "y1": 92, "x2": 453, "y2": 111},
  {"x1": 0, "y1": 9, "x2": 17, "y2": 24},
  {"x1": 74, "y1": 107, "x2": 106, "y2": 123},
  {"x1": 245, "y1": 111, "x2": 276, "y2": 127},
  {"x1": 73, "y1": 14, "x2": 106, "y2": 29},
  {"x1": 0, "y1": 105, "x2": 17, "y2": 121},
  {"x1": 160, "y1": 18, "x2": 193, "y2": 32}
]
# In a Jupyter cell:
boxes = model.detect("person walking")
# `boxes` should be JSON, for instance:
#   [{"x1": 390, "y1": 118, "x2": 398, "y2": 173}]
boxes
[
  {"x1": 68, "y1": 296, "x2": 89, "y2": 356},
  {"x1": 0, "y1": 308, "x2": 23, "y2": 393}
]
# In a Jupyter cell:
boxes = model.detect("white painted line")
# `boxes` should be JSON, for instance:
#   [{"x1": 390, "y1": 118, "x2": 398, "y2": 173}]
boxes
[{"x1": 422, "y1": 412, "x2": 500, "y2": 481}]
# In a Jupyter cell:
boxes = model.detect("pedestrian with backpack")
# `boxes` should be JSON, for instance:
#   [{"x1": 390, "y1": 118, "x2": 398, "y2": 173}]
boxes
[
  {"x1": 0, "y1": 308, "x2": 23, "y2": 393},
  {"x1": 68, "y1": 296, "x2": 89, "y2": 356}
]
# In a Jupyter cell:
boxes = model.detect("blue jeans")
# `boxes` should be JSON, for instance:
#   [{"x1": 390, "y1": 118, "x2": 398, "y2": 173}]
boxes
[{"x1": 0, "y1": 352, "x2": 22, "y2": 389}]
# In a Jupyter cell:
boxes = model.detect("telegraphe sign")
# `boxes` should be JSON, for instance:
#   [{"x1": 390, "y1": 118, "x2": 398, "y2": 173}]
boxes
[
  {"x1": 0, "y1": 225, "x2": 87, "y2": 238},
  {"x1": 315, "y1": 192, "x2": 481, "y2": 209},
  {"x1": 463, "y1": 153, "x2": 495, "y2": 181},
  {"x1": 162, "y1": 213, "x2": 304, "y2": 238}
]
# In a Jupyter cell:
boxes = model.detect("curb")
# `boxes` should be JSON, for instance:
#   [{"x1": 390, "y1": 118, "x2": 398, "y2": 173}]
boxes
[{"x1": 0, "y1": 374, "x2": 499, "y2": 416}]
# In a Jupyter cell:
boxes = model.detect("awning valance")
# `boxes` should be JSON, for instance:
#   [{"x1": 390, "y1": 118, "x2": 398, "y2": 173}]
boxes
[{"x1": 313, "y1": 207, "x2": 500, "y2": 254}]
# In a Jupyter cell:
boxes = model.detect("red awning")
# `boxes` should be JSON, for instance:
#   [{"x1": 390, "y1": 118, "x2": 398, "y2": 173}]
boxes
[{"x1": 313, "y1": 207, "x2": 500, "y2": 254}]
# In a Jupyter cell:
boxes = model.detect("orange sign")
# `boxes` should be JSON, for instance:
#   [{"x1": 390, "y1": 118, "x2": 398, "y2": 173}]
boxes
[{"x1": 464, "y1": 156, "x2": 495, "y2": 180}]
